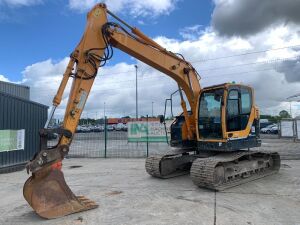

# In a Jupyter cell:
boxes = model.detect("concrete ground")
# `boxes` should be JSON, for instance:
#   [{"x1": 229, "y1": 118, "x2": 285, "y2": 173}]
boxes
[{"x1": 0, "y1": 158, "x2": 300, "y2": 225}]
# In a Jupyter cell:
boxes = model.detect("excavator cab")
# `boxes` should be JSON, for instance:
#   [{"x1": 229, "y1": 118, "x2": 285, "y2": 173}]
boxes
[
  {"x1": 197, "y1": 83, "x2": 261, "y2": 151},
  {"x1": 170, "y1": 83, "x2": 260, "y2": 150}
]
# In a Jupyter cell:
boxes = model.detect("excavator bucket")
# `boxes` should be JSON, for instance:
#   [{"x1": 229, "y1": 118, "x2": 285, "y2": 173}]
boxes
[{"x1": 23, "y1": 167, "x2": 98, "y2": 219}]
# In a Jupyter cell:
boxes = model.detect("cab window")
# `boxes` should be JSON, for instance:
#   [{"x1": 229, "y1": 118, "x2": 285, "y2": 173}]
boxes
[
  {"x1": 227, "y1": 90, "x2": 239, "y2": 118},
  {"x1": 226, "y1": 88, "x2": 252, "y2": 132},
  {"x1": 198, "y1": 89, "x2": 224, "y2": 139},
  {"x1": 241, "y1": 89, "x2": 251, "y2": 114}
]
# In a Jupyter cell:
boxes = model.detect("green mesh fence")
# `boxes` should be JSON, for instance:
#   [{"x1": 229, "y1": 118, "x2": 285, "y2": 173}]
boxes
[{"x1": 54, "y1": 116, "x2": 173, "y2": 158}]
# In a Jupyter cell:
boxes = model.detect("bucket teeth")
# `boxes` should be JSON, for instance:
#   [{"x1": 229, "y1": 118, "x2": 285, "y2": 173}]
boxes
[
  {"x1": 23, "y1": 169, "x2": 98, "y2": 219},
  {"x1": 78, "y1": 197, "x2": 97, "y2": 205}
]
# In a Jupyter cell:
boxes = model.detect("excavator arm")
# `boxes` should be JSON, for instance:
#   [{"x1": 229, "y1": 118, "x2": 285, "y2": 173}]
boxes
[{"x1": 23, "y1": 4, "x2": 202, "y2": 219}]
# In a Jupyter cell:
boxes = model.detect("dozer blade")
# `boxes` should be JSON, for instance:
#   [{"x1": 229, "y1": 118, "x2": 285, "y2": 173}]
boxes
[{"x1": 23, "y1": 167, "x2": 98, "y2": 219}]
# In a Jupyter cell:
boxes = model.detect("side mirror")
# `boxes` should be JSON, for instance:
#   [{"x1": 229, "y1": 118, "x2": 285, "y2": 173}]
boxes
[{"x1": 158, "y1": 115, "x2": 165, "y2": 124}]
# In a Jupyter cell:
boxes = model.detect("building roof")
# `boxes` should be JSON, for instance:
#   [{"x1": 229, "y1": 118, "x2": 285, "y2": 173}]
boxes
[{"x1": 107, "y1": 117, "x2": 160, "y2": 124}]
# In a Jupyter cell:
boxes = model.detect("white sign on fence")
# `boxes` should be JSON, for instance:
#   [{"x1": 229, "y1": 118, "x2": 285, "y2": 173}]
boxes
[
  {"x1": 280, "y1": 120, "x2": 294, "y2": 138},
  {"x1": 297, "y1": 120, "x2": 300, "y2": 140},
  {"x1": 0, "y1": 129, "x2": 25, "y2": 152},
  {"x1": 128, "y1": 121, "x2": 172, "y2": 142}
]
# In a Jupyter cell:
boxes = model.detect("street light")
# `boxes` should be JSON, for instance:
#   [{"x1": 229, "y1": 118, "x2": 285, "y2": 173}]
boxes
[
  {"x1": 152, "y1": 101, "x2": 154, "y2": 117},
  {"x1": 135, "y1": 65, "x2": 138, "y2": 120},
  {"x1": 287, "y1": 93, "x2": 300, "y2": 118},
  {"x1": 86, "y1": 112, "x2": 89, "y2": 125},
  {"x1": 104, "y1": 102, "x2": 106, "y2": 118}
]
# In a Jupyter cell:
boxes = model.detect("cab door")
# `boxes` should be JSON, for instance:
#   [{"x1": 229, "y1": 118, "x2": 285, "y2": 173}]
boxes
[
  {"x1": 198, "y1": 88, "x2": 224, "y2": 139},
  {"x1": 225, "y1": 86, "x2": 253, "y2": 138}
]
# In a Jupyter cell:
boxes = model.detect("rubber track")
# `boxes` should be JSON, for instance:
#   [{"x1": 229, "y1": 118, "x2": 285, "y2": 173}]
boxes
[
  {"x1": 145, "y1": 154, "x2": 191, "y2": 178},
  {"x1": 145, "y1": 155, "x2": 163, "y2": 178},
  {"x1": 190, "y1": 151, "x2": 280, "y2": 191}
]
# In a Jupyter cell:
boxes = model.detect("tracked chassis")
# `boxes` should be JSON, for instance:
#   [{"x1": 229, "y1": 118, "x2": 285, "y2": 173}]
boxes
[{"x1": 146, "y1": 150, "x2": 280, "y2": 191}]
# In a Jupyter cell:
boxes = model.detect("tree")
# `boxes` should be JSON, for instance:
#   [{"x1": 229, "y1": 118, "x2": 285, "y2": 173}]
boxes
[
  {"x1": 279, "y1": 110, "x2": 291, "y2": 118},
  {"x1": 79, "y1": 118, "x2": 96, "y2": 125},
  {"x1": 260, "y1": 114, "x2": 280, "y2": 123}
]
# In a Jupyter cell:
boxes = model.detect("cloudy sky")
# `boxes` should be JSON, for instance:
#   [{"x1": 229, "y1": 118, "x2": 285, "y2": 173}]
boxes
[{"x1": 1, "y1": 0, "x2": 300, "y2": 119}]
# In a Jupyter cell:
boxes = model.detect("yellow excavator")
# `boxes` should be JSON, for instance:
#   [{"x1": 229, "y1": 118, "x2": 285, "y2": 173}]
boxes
[{"x1": 23, "y1": 4, "x2": 281, "y2": 219}]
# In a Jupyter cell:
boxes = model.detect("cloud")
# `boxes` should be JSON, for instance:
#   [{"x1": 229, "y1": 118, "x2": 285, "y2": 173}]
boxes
[
  {"x1": 0, "y1": 0, "x2": 42, "y2": 7},
  {"x1": 179, "y1": 25, "x2": 204, "y2": 41},
  {"x1": 21, "y1": 58, "x2": 71, "y2": 111},
  {"x1": 212, "y1": 0, "x2": 300, "y2": 37},
  {"x1": 0, "y1": 74, "x2": 10, "y2": 82},
  {"x1": 276, "y1": 59, "x2": 300, "y2": 83},
  {"x1": 68, "y1": 0, "x2": 178, "y2": 17},
  {"x1": 20, "y1": 58, "x2": 180, "y2": 118},
  {"x1": 17, "y1": 22, "x2": 300, "y2": 119},
  {"x1": 154, "y1": 24, "x2": 300, "y2": 116},
  {"x1": 3, "y1": 0, "x2": 298, "y2": 119}
]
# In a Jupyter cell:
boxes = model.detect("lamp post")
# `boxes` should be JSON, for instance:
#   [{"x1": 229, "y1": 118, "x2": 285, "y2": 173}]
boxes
[
  {"x1": 287, "y1": 93, "x2": 300, "y2": 118},
  {"x1": 104, "y1": 102, "x2": 106, "y2": 118},
  {"x1": 152, "y1": 101, "x2": 154, "y2": 117},
  {"x1": 135, "y1": 65, "x2": 138, "y2": 120},
  {"x1": 86, "y1": 112, "x2": 89, "y2": 125}
]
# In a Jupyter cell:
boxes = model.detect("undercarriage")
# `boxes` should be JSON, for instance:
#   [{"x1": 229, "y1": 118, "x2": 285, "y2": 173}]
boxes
[{"x1": 145, "y1": 149, "x2": 281, "y2": 191}]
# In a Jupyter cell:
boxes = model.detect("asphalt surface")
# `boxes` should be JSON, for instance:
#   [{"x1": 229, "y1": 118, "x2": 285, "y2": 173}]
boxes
[{"x1": 0, "y1": 158, "x2": 299, "y2": 225}]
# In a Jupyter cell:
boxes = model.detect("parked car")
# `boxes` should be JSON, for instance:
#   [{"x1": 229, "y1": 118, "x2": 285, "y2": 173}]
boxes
[
  {"x1": 261, "y1": 124, "x2": 277, "y2": 134},
  {"x1": 76, "y1": 125, "x2": 83, "y2": 133},
  {"x1": 260, "y1": 122, "x2": 273, "y2": 129},
  {"x1": 122, "y1": 124, "x2": 128, "y2": 131},
  {"x1": 115, "y1": 123, "x2": 124, "y2": 131},
  {"x1": 270, "y1": 125, "x2": 279, "y2": 134},
  {"x1": 92, "y1": 125, "x2": 104, "y2": 132},
  {"x1": 81, "y1": 126, "x2": 90, "y2": 133},
  {"x1": 76, "y1": 125, "x2": 91, "y2": 133},
  {"x1": 107, "y1": 125, "x2": 114, "y2": 131}
]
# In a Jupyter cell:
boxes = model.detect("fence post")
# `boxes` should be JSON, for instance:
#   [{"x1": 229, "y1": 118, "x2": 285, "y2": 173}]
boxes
[
  {"x1": 146, "y1": 114, "x2": 149, "y2": 157},
  {"x1": 294, "y1": 119, "x2": 296, "y2": 143},
  {"x1": 104, "y1": 116, "x2": 107, "y2": 158}
]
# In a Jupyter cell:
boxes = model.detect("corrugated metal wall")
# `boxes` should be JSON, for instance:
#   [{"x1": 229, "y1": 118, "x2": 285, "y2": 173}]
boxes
[
  {"x1": 0, "y1": 92, "x2": 48, "y2": 173},
  {"x1": 0, "y1": 81, "x2": 30, "y2": 100}
]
